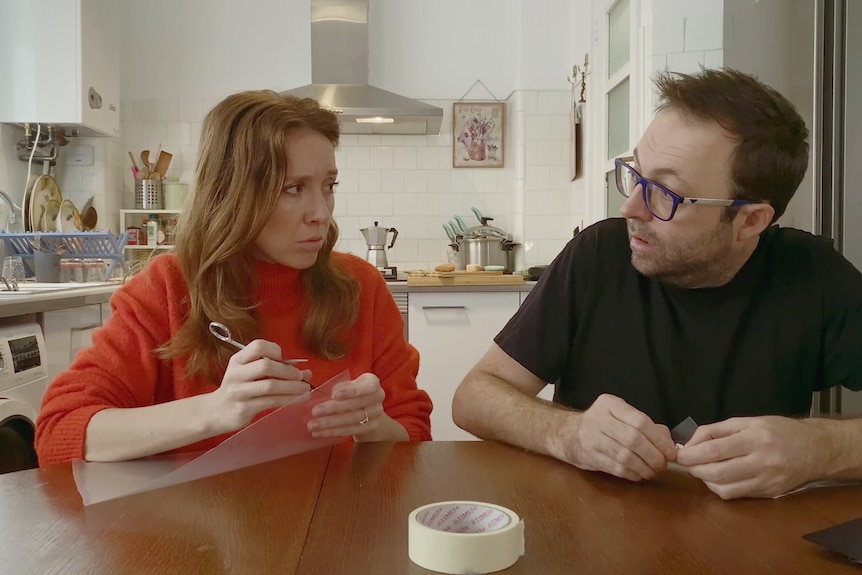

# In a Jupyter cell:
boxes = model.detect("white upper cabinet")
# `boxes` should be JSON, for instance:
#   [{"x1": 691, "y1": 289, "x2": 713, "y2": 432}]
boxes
[{"x1": 0, "y1": 0, "x2": 121, "y2": 137}]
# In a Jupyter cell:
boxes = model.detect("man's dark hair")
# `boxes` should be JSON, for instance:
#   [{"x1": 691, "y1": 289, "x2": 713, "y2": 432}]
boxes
[{"x1": 654, "y1": 68, "x2": 809, "y2": 222}]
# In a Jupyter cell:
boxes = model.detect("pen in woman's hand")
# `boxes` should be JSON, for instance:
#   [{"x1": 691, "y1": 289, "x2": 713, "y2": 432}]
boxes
[{"x1": 209, "y1": 321, "x2": 316, "y2": 389}]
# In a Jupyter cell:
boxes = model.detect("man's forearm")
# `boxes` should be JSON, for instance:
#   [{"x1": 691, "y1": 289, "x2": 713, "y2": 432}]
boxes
[
  {"x1": 806, "y1": 417, "x2": 862, "y2": 480},
  {"x1": 452, "y1": 372, "x2": 580, "y2": 461}
]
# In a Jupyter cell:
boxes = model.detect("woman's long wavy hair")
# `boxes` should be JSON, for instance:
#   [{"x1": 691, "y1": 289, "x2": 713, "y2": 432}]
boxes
[{"x1": 158, "y1": 90, "x2": 359, "y2": 383}]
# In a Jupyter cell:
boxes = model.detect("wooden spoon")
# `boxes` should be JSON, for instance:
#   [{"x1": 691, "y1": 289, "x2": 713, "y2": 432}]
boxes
[
  {"x1": 140, "y1": 150, "x2": 151, "y2": 178},
  {"x1": 152, "y1": 151, "x2": 173, "y2": 180}
]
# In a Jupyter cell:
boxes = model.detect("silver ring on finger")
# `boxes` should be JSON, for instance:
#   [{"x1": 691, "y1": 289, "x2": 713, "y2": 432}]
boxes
[{"x1": 359, "y1": 408, "x2": 369, "y2": 425}]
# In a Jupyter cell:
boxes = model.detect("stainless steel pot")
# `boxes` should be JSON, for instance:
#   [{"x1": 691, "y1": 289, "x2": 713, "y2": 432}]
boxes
[
  {"x1": 456, "y1": 224, "x2": 519, "y2": 273},
  {"x1": 459, "y1": 237, "x2": 518, "y2": 272}
]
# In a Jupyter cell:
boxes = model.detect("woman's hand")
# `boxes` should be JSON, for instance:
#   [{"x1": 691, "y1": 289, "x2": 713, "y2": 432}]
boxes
[
  {"x1": 307, "y1": 373, "x2": 408, "y2": 441},
  {"x1": 206, "y1": 339, "x2": 313, "y2": 435}
]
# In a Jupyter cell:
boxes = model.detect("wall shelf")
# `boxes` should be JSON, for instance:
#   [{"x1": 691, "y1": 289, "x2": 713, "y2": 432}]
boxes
[
  {"x1": 119, "y1": 209, "x2": 180, "y2": 256},
  {"x1": 124, "y1": 245, "x2": 173, "y2": 251},
  {"x1": 121, "y1": 209, "x2": 182, "y2": 215}
]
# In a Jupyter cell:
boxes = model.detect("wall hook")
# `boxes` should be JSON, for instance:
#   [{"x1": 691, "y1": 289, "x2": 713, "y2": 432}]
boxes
[{"x1": 567, "y1": 53, "x2": 590, "y2": 103}]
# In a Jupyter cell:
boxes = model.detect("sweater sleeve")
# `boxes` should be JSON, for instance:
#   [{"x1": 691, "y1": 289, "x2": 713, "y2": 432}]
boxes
[
  {"x1": 358, "y1": 265, "x2": 432, "y2": 441},
  {"x1": 35, "y1": 256, "x2": 186, "y2": 465}
]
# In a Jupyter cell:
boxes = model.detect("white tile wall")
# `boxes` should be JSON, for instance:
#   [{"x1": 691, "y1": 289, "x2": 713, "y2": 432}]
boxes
[
  {"x1": 651, "y1": 1, "x2": 723, "y2": 75},
  {"x1": 119, "y1": 90, "x2": 578, "y2": 271},
  {"x1": 648, "y1": 0, "x2": 724, "y2": 112},
  {"x1": 0, "y1": 125, "x2": 25, "y2": 230}
]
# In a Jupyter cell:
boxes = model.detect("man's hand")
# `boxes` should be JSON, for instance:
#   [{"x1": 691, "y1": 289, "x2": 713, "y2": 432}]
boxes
[
  {"x1": 557, "y1": 394, "x2": 678, "y2": 482},
  {"x1": 675, "y1": 416, "x2": 825, "y2": 499}
]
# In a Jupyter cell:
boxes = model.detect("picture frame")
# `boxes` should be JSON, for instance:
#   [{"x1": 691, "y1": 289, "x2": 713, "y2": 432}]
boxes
[{"x1": 452, "y1": 102, "x2": 505, "y2": 168}]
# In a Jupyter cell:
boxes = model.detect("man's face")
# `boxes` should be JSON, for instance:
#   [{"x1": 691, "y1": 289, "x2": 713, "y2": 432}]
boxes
[{"x1": 619, "y1": 110, "x2": 740, "y2": 288}]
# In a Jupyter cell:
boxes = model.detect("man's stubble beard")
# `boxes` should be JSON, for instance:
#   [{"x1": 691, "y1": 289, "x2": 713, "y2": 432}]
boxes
[{"x1": 627, "y1": 220, "x2": 736, "y2": 288}]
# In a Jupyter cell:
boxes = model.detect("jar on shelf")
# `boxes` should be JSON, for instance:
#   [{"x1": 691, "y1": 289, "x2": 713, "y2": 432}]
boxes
[
  {"x1": 126, "y1": 226, "x2": 141, "y2": 245},
  {"x1": 163, "y1": 216, "x2": 178, "y2": 245}
]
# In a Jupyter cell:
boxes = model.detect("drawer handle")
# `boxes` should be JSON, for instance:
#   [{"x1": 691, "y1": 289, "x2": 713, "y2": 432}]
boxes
[
  {"x1": 70, "y1": 323, "x2": 101, "y2": 333},
  {"x1": 421, "y1": 306, "x2": 466, "y2": 310}
]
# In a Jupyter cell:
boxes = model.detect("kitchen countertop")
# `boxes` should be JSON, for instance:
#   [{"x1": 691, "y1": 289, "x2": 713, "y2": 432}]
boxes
[
  {"x1": 0, "y1": 279, "x2": 536, "y2": 320},
  {"x1": 0, "y1": 282, "x2": 121, "y2": 319},
  {"x1": 386, "y1": 280, "x2": 536, "y2": 293}
]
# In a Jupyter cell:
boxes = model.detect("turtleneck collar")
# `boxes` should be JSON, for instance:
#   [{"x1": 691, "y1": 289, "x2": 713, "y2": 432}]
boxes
[{"x1": 254, "y1": 259, "x2": 304, "y2": 301}]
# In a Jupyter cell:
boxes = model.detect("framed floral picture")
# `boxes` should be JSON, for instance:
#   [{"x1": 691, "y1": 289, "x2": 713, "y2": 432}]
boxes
[{"x1": 452, "y1": 102, "x2": 505, "y2": 168}]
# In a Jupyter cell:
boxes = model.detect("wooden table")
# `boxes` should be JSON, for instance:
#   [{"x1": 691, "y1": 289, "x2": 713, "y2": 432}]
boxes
[
  {"x1": 1, "y1": 441, "x2": 860, "y2": 574},
  {"x1": 0, "y1": 448, "x2": 332, "y2": 575}
]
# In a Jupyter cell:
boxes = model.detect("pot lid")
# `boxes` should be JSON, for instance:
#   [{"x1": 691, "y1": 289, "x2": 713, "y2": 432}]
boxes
[{"x1": 460, "y1": 224, "x2": 509, "y2": 240}]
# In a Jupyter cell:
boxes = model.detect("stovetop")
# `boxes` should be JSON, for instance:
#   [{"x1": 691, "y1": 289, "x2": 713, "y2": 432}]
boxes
[{"x1": 377, "y1": 266, "x2": 406, "y2": 281}]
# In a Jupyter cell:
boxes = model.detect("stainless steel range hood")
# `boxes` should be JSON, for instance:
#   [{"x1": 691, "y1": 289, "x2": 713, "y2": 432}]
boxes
[{"x1": 282, "y1": 0, "x2": 442, "y2": 136}]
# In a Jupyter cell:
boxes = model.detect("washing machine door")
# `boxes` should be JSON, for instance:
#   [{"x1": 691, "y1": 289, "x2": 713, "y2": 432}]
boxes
[{"x1": 0, "y1": 398, "x2": 38, "y2": 474}]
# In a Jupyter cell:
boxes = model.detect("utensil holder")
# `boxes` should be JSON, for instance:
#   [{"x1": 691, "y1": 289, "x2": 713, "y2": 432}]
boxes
[
  {"x1": 34, "y1": 250, "x2": 62, "y2": 282},
  {"x1": 135, "y1": 180, "x2": 164, "y2": 210}
]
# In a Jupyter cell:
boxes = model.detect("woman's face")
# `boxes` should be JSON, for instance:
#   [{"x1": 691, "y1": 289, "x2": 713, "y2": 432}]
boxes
[{"x1": 252, "y1": 128, "x2": 338, "y2": 269}]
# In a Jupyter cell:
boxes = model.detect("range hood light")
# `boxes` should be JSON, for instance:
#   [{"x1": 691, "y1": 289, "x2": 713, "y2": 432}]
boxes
[{"x1": 355, "y1": 116, "x2": 395, "y2": 124}]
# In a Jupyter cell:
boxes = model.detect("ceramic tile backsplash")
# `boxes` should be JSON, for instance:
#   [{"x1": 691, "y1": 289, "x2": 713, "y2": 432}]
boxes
[
  {"x1": 649, "y1": 0, "x2": 724, "y2": 111},
  {"x1": 120, "y1": 90, "x2": 578, "y2": 271},
  {"x1": 0, "y1": 125, "x2": 26, "y2": 230},
  {"x1": 642, "y1": 1, "x2": 725, "y2": 152}
]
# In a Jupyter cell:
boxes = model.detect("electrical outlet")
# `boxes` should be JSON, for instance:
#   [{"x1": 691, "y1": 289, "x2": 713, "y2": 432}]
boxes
[{"x1": 66, "y1": 145, "x2": 95, "y2": 166}]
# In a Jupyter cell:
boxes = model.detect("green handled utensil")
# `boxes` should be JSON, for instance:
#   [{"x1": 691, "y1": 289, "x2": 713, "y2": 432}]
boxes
[
  {"x1": 442, "y1": 223, "x2": 455, "y2": 241},
  {"x1": 471, "y1": 206, "x2": 493, "y2": 225},
  {"x1": 454, "y1": 214, "x2": 468, "y2": 232}
]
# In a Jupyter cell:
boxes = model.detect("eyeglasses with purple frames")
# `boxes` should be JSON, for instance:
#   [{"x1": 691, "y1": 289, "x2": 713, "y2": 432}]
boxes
[{"x1": 614, "y1": 158, "x2": 758, "y2": 221}]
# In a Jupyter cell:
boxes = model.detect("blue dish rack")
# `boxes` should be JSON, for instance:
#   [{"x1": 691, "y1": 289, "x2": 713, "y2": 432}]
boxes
[{"x1": 0, "y1": 231, "x2": 129, "y2": 282}]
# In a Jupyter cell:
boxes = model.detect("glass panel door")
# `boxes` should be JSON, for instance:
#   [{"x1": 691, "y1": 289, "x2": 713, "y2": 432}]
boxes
[
  {"x1": 607, "y1": 77, "x2": 630, "y2": 159},
  {"x1": 605, "y1": 169, "x2": 625, "y2": 218},
  {"x1": 597, "y1": 0, "x2": 638, "y2": 220},
  {"x1": 608, "y1": 0, "x2": 630, "y2": 77}
]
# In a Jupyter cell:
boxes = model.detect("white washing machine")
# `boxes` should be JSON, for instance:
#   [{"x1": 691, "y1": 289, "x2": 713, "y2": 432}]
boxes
[{"x1": 0, "y1": 322, "x2": 48, "y2": 474}]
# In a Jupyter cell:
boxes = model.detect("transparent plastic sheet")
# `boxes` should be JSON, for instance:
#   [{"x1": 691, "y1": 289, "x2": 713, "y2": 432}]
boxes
[{"x1": 73, "y1": 370, "x2": 349, "y2": 506}]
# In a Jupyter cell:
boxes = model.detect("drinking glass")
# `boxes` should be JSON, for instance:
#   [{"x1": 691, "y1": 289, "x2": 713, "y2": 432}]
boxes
[{"x1": 1, "y1": 256, "x2": 26, "y2": 282}]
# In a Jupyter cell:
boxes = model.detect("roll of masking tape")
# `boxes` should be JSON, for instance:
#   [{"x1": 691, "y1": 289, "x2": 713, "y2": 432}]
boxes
[{"x1": 408, "y1": 501, "x2": 525, "y2": 574}]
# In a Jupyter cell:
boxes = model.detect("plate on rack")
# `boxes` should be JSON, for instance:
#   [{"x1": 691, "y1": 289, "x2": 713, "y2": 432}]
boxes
[
  {"x1": 57, "y1": 199, "x2": 83, "y2": 232},
  {"x1": 21, "y1": 174, "x2": 42, "y2": 232},
  {"x1": 27, "y1": 175, "x2": 62, "y2": 233},
  {"x1": 41, "y1": 199, "x2": 61, "y2": 233}
]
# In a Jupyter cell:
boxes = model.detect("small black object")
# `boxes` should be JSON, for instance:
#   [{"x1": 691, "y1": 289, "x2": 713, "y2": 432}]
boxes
[
  {"x1": 670, "y1": 416, "x2": 698, "y2": 446},
  {"x1": 527, "y1": 265, "x2": 548, "y2": 281},
  {"x1": 803, "y1": 516, "x2": 862, "y2": 564}
]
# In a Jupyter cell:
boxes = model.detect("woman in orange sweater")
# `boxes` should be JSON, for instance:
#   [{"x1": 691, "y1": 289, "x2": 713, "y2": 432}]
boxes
[{"x1": 35, "y1": 91, "x2": 432, "y2": 465}]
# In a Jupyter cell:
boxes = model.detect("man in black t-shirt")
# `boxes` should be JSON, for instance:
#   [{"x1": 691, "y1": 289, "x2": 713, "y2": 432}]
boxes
[{"x1": 452, "y1": 68, "x2": 862, "y2": 500}]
